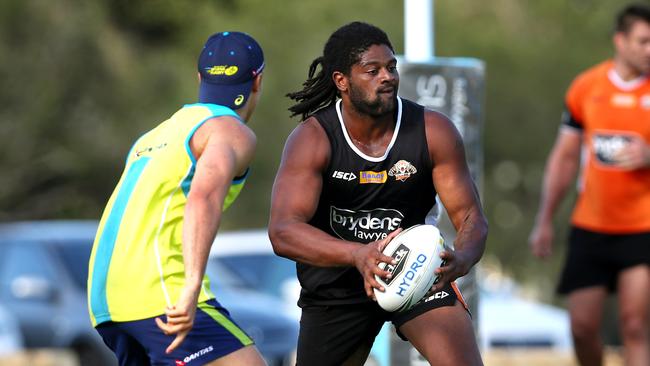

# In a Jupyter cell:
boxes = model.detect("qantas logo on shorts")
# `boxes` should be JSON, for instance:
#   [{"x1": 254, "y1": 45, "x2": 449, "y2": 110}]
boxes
[
  {"x1": 388, "y1": 160, "x2": 417, "y2": 182},
  {"x1": 332, "y1": 170, "x2": 357, "y2": 181},
  {"x1": 330, "y1": 206, "x2": 403, "y2": 243},
  {"x1": 180, "y1": 345, "x2": 214, "y2": 364}
]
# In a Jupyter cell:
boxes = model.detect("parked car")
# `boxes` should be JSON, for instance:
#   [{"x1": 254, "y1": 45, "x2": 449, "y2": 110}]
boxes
[
  {"x1": 0, "y1": 221, "x2": 298, "y2": 366},
  {"x1": 205, "y1": 260, "x2": 298, "y2": 366},
  {"x1": 209, "y1": 229, "x2": 575, "y2": 365},
  {"x1": 0, "y1": 304, "x2": 23, "y2": 357},
  {"x1": 477, "y1": 273, "x2": 573, "y2": 350},
  {"x1": 0, "y1": 221, "x2": 115, "y2": 366}
]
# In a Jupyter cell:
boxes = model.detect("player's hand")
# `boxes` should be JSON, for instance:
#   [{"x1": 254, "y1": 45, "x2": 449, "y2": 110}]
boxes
[
  {"x1": 614, "y1": 135, "x2": 650, "y2": 170},
  {"x1": 353, "y1": 228, "x2": 401, "y2": 300},
  {"x1": 429, "y1": 245, "x2": 471, "y2": 293},
  {"x1": 529, "y1": 220, "x2": 554, "y2": 259},
  {"x1": 154, "y1": 287, "x2": 200, "y2": 354}
]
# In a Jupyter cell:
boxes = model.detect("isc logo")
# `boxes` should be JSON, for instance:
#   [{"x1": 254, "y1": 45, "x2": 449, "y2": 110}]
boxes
[{"x1": 332, "y1": 171, "x2": 357, "y2": 181}]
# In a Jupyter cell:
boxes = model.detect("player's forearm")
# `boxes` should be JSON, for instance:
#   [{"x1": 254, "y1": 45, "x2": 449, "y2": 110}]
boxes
[
  {"x1": 535, "y1": 150, "x2": 579, "y2": 224},
  {"x1": 269, "y1": 220, "x2": 362, "y2": 267},
  {"x1": 453, "y1": 207, "x2": 488, "y2": 270},
  {"x1": 182, "y1": 196, "x2": 222, "y2": 292}
]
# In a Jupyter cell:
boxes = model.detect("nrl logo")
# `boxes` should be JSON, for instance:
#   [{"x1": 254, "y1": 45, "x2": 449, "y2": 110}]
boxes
[
  {"x1": 382, "y1": 245, "x2": 410, "y2": 286},
  {"x1": 388, "y1": 160, "x2": 417, "y2": 182}
]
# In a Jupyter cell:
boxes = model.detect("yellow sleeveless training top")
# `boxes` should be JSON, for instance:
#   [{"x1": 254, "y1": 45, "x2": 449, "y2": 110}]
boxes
[{"x1": 87, "y1": 103, "x2": 248, "y2": 326}]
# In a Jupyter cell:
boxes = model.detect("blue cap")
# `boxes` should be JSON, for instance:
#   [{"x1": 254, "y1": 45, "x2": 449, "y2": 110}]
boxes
[{"x1": 197, "y1": 31, "x2": 264, "y2": 110}]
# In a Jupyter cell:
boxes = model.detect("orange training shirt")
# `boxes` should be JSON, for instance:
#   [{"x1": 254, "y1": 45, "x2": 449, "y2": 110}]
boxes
[{"x1": 563, "y1": 60, "x2": 650, "y2": 233}]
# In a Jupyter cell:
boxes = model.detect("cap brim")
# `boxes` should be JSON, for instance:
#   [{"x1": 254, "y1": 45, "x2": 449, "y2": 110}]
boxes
[{"x1": 198, "y1": 79, "x2": 254, "y2": 110}]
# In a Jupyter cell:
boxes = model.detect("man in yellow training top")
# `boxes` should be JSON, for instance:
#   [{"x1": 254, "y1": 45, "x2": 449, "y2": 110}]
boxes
[{"x1": 87, "y1": 31, "x2": 267, "y2": 366}]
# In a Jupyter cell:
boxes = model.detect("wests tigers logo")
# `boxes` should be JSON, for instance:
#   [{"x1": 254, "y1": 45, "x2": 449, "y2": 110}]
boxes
[{"x1": 388, "y1": 160, "x2": 417, "y2": 182}]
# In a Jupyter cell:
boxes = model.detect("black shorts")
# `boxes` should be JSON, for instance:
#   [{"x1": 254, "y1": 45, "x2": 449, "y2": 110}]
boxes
[
  {"x1": 557, "y1": 226, "x2": 650, "y2": 294},
  {"x1": 295, "y1": 282, "x2": 466, "y2": 366}
]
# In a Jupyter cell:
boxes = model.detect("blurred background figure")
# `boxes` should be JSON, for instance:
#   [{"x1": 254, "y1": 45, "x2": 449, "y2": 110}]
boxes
[{"x1": 529, "y1": 3, "x2": 650, "y2": 366}]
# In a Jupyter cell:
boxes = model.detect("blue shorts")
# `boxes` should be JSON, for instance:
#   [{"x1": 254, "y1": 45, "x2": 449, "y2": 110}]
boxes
[{"x1": 96, "y1": 299, "x2": 253, "y2": 366}]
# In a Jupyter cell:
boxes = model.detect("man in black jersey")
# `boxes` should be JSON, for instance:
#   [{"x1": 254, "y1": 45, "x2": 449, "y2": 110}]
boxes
[{"x1": 269, "y1": 22, "x2": 487, "y2": 366}]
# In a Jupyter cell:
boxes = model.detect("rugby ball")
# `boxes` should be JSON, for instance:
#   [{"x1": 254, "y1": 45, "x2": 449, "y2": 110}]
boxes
[{"x1": 374, "y1": 224, "x2": 446, "y2": 312}]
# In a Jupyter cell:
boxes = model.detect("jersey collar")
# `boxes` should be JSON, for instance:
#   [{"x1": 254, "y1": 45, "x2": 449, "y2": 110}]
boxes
[{"x1": 335, "y1": 97, "x2": 403, "y2": 163}]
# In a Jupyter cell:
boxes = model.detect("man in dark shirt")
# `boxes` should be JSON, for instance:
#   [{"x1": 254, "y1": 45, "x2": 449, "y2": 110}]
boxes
[{"x1": 269, "y1": 21, "x2": 487, "y2": 366}]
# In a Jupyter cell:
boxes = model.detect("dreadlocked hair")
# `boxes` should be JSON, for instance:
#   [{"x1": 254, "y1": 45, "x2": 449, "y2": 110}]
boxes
[{"x1": 287, "y1": 21, "x2": 394, "y2": 121}]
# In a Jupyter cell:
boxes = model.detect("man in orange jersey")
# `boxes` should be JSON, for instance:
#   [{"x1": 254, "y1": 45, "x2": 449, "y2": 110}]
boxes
[{"x1": 529, "y1": 4, "x2": 650, "y2": 366}]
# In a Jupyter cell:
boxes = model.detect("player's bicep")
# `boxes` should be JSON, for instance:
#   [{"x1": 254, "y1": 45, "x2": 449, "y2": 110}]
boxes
[
  {"x1": 271, "y1": 120, "x2": 329, "y2": 224},
  {"x1": 426, "y1": 112, "x2": 482, "y2": 230},
  {"x1": 190, "y1": 120, "x2": 255, "y2": 202},
  {"x1": 552, "y1": 128, "x2": 582, "y2": 161},
  {"x1": 190, "y1": 140, "x2": 237, "y2": 204},
  {"x1": 271, "y1": 156, "x2": 323, "y2": 223}
]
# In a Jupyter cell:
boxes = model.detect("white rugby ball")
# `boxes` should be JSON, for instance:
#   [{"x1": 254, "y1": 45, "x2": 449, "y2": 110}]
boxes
[{"x1": 374, "y1": 224, "x2": 446, "y2": 312}]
